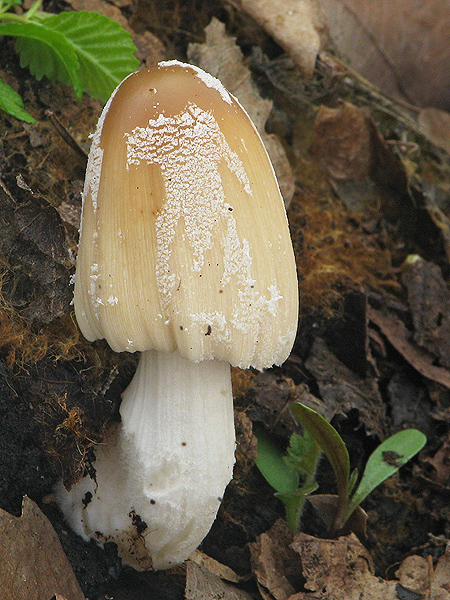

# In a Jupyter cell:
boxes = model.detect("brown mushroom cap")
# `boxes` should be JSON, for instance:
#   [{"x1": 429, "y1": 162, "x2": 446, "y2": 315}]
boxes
[{"x1": 74, "y1": 61, "x2": 298, "y2": 369}]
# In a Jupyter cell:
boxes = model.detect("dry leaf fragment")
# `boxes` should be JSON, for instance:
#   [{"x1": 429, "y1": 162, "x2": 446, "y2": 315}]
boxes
[
  {"x1": 242, "y1": 369, "x2": 298, "y2": 439},
  {"x1": 305, "y1": 337, "x2": 388, "y2": 437},
  {"x1": 237, "y1": 0, "x2": 324, "y2": 77},
  {"x1": 433, "y1": 545, "x2": 450, "y2": 598},
  {"x1": 0, "y1": 496, "x2": 85, "y2": 600},
  {"x1": 249, "y1": 519, "x2": 301, "y2": 600},
  {"x1": 368, "y1": 306, "x2": 450, "y2": 390},
  {"x1": 290, "y1": 532, "x2": 397, "y2": 599},
  {"x1": 418, "y1": 108, "x2": 450, "y2": 155},
  {"x1": 185, "y1": 560, "x2": 253, "y2": 600},
  {"x1": 402, "y1": 255, "x2": 450, "y2": 370},
  {"x1": 310, "y1": 103, "x2": 374, "y2": 180},
  {"x1": 190, "y1": 550, "x2": 241, "y2": 583},
  {"x1": 314, "y1": 0, "x2": 450, "y2": 110},
  {"x1": 423, "y1": 434, "x2": 450, "y2": 487},
  {"x1": 310, "y1": 102, "x2": 407, "y2": 196},
  {"x1": 188, "y1": 18, "x2": 294, "y2": 205},
  {"x1": 414, "y1": 181, "x2": 450, "y2": 266},
  {"x1": 0, "y1": 184, "x2": 72, "y2": 323},
  {"x1": 395, "y1": 555, "x2": 430, "y2": 594},
  {"x1": 396, "y1": 549, "x2": 450, "y2": 600}
]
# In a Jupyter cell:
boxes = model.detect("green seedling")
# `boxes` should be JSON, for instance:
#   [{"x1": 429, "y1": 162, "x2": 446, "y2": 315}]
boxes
[
  {"x1": 0, "y1": 0, "x2": 139, "y2": 123},
  {"x1": 256, "y1": 402, "x2": 427, "y2": 536},
  {"x1": 255, "y1": 426, "x2": 321, "y2": 532}
]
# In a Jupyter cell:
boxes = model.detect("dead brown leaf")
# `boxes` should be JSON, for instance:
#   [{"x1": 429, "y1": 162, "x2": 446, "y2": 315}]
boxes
[
  {"x1": 402, "y1": 255, "x2": 450, "y2": 370},
  {"x1": 188, "y1": 18, "x2": 294, "y2": 205},
  {"x1": 396, "y1": 549, "x2": 450, "y2": 599},
  {"x1": 433, "y1": 545, "x2": 450, "y2": 598},
  {"x1": 185, "y1": 560, "x2": 253, "y2": 600},
  {"x1": 190, "y1": 550, "x2": 241, "y2": 583},
  {"x1": 310, "y1": 102, "x2": 408, "y2": 201},
  {"x1": 310, "y1": 103, "x2": 373, "y2": 180},
  {"x1": 315, "y1": 0, "x2": 450, "y2": 111},
  {"x1": 423, "y1": 433, "x2": 450, "y2": 487},
  {"x1": 241, "y1": 370, "x2": 298, "y2": 439},
  {"x1": 413, "y1": 181, "x2": 450, "y2": 266},
  {"x1": 418, "y1": 108, "x2": 450, "y2": 155},
  {"x1": 249, "y1": 520, "x2": 301, "y2": 600},
  {"x1": 290, "y1": 532, "x2": 397, "y2": 599},
  {"x1": 368, "y1": 306, "x2": 450, "y2": 389},
  {"x1": 305, "y1": 337, "x2": 388, "y2": 437},
  {"x1": 250, "y1": 527, "x2": 450, "y2": 600},
  {"x1": 0, "y1": 182, "x2": 72, "y2": 324},
  {"x1": 236, "y1": 0, "x2": 324, "y2": 77},
  {"x1": 0, "y1": 496, "x2": 85, "y2": 600}
]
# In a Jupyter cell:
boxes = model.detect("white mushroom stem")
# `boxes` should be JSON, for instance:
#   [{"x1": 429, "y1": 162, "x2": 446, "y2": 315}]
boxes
[{"x1": 57, "y1": 349, "x2": 235, "y2": 570}]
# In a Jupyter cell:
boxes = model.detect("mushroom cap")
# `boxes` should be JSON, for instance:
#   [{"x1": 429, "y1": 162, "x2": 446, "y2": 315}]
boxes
[{"x1": 74, "y1": 61, "x2": 298, "y2": 369}]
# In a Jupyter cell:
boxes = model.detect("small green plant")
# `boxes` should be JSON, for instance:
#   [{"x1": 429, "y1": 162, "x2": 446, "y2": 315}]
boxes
[
  {"x1": 256, "y1": 426, "x2": 321, "y2": 532},
  {"x1": 0, "y1": 0, "x2": 139, "y2": 123},
  {"x1": 256, "y1": 402, "x2": 427, "y2": 536}
]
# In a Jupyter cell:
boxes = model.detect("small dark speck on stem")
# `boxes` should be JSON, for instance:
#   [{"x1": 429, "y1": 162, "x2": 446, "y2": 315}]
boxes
[{"x1": 82, "y1": 491, "x2": 92, "y2": 508}]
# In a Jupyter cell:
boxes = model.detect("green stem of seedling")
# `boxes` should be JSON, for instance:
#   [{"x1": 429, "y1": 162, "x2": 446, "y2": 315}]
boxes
[
  {"x1": 0, "y1": 11, "x2": 25, "y2": 21},
  {"x1": 284, "y1": 497, "x2": 302, "y2": 532},
  {"x1": 0, "y1": 0, "x2": 41, "y2": 21},
  {"x1": 24, "y1": 0, "x2": 42, "y2": 19},
  {"x1": 0, "y1": 1, "x2": 18, "y2": 15},
  {"x1": 329, "y1": 482, "x2": 350, "y2": 536}
]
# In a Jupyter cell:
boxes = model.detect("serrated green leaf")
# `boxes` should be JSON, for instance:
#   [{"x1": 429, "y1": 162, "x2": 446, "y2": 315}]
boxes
[
  {"x1": 0, "y1": 77, "x2": 35, "y2": 123},
  {"x1": 347, "y1": 429, "x2": 426, "y2": 518},
  {"x1": 291, "y1": 403, "x2": 351, "y2": 501},
  {"x1": 0, "y1": 21, "x2": 82, "y2": 97},
  {"x1": 255, "y1": 432, "x2": 299, "y2": 496},
  {"x1": 36, "y1": 10, "x2": 139, "y2": 102},
  {"x1": 256, "y1": 430, "x2": 320, "y2": 533},
  {"x1": 284, "y1": 429, "x2": 321, "y2": 477}
]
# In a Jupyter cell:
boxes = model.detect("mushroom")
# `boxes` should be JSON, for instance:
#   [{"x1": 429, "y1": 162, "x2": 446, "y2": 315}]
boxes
[{"x1": 56, "y1": 61, "x2": 298, "y2": 570}]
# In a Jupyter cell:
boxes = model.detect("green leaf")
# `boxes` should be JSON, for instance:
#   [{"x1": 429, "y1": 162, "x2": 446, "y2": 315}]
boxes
[
  {"x1": 255, "y1": 432, "x2": 299, "y2": 496},
  {"x1": 256, "y1": 431, "x2": 321, "y2": 533},
  {"x1": 284, "y1": 430, "x2": 321, "y2": 477},
  {"x1": 346, "y1": 429, "x2": 426, "y2": 518},
  {"x1": 291, "y1": 403, "x2": 351, "y2": 501},
  {"x1": 0, "y1": 77, "x2": 35, "y2": 123},
  {"x1": 0, "y1": 21, "x2": 82, "y2": 97},
  {"x1": 36, "y1": 10, "x2": 139, "y2": 102}
]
